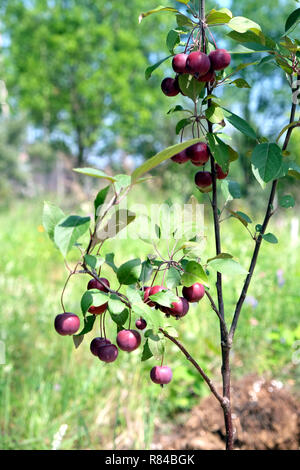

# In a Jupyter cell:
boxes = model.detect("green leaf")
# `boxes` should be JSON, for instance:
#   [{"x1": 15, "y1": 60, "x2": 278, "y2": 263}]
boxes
[
  {"x1": 73, "y1": 167, "x2": 116, "y2": 182},
  {"x1": 84, "y1": 254, "x2": 104, "y2": 271},
  {"x1": 255, "y1": 224, "x2": 263, "y2": 233},
  {"x1": 206, "y1": 8, "x2": 232, "y2": 25},
  {"x1": 279, "y1": 195, "x2": 295, "y2": 208},
  {"x1": 149, "y1": 290, "x2": 178, "y2": 307},
  {"x1": 42, "y1": 202, "x2": 65, "y2": 242},
  {"x1": 81, "y1": 290, "x2": 108, "y2": 315},
  {"x1": 132, "y1": 303, "x2": 162, "y2": 332},
  {"x1": 208, "y1": 134, "x2": 230, "y2": 172},
  {"x1": 207, "y1": 253, "x2": 233, "y2": 263},
  {"x1": 166, "y1": 29, "x2": 180, "y2": 53},
  {"x1": 176, "y1": 118, "x2": 191, "y2": 135},
  {"x1": 228, "y1": 16, "x2": 261, "y2": 33},
  {"x1": 113, "y1": 174, "x2": 131, "y2": 193},
  {"x1": 131, "y1": 137, "x2": 204, "y2": 182},
  {"x1": 141, "y1": 339, "x2": 153, "y2": 361},
  {"x1": 105, "y1": 253, "x2": 118, "y2": 273},
  {"x1": 176, "y1": 13, "x2": 194, "y2": 28},
  {"x1": 222, "y1": 108, "x2": 257, "y2": 140},
  {"x1": 108, "y1": 294, "x2": 126, "y2": 314},
  {"x1": 208, "y1": 258, "x2": 248, "y2": 276},
  {"x1": 110, "y1": 308, "x2": 129, "y2": 326},
  {"x1": 139, "y1": 6, "x2": 179, "y2": 23},
  {"x1": 285, "y1": 8, "x2": 300, "y2": 34},
  {"x1": 139, "y1": 260, "x2": 154, "y2": 284},
  {"x1": 262, "y1": 233, "x2": 278, "y2": 244},
  {"x1": 220, "y1": 180, "x2": 241, "y2": 200},
  {"x1": 54, "y1": 215, "x2": 90, "y2": 258},
  {"x1": 94, "y1": 186, "x2": 110, "y2": 220},
  {"x1": 147, "y1": 332, "x2": 165, "y2": 360},
  {"x1": 181, "y1": 261, "x2": 209, "y2": 287},
  {"x1": 126, "y1": 286, "x2": 142, "y2": 304},
  {"x1": 145, "y1": 55, "x2": 172, "y2": 80},
  {"x1": 228, "y1": 78, "x2": 251, "y2": 88},
  {"x1": 117, "y1": 259, "x2": 142, "y2": 285},
  {"x1": 74, "y1": 315, "x2": 96, "y2": 337},
  {"x1": 231, "y1": 210, "x2": 252, "y2": 225},
  {"x1": 167, "y1": 105, "x2": 185, "y2": 114},
  {"x1": 251, "y1": 143, "x2": 282, "y2": 183},
  {"x1": 93, "y1": 209, "x2": 136, "y2": 246},
  {"x1": 166, "y1": 267, "x2": 181, "y2": 289},
  {"x1": 178, "y1": 74, "x2": 205, "y2": 101},
  {"x1": 205, "y1": 103, "x2": 224, "y2": 124}
]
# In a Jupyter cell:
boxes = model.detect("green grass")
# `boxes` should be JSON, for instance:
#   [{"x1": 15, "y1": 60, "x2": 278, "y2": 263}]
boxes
[{"x1": 0, "y1": 196, "x2": 299, "y2": 450}]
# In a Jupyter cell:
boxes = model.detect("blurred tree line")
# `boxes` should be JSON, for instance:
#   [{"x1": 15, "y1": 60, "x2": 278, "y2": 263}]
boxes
[{"x1": 0, "y1": 0, "x2": 299, "y2": 203}]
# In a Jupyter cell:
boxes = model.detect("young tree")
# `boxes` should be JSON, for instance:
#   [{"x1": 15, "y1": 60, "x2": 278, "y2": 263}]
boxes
[{"x1": 44, "y1": 1, "x2": 299, "y2": 450}]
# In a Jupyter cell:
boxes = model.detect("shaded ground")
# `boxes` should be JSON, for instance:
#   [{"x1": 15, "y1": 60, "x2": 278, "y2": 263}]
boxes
[{"x1": 154, "y1": 375, "x2": 300, "y2": 450}]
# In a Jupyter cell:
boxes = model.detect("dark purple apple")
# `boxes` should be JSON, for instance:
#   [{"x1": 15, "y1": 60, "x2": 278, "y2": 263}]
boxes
[
  {"x1": 186, "y1": 51, "x2": 210, "y2": 76},
  {"x1": 182, "y1": 283, "x2": 205, "y2": 303},
  {"x1": 150, "y1": 366, "x2": 173, "y2": 385},
  {"x1": 135, "y1": 318, "x2": 147, "y2": 330},
  {"x1": 186, "y1": 142, "x2": 209, "y2": 165},
  {"x1": 209, "y1": 49, "x2": 231, "y2": 71},
  {"x1": 90, "y1": 337, "x2": 111, "y2": 356},
  {"x1": 196, "y1": 69, "x2": 216, "y2": 83},
  {"x1": 172, "y1": 53, "x2": 188, "y2": 73},
  {"x1": 216, "y1": 164, "x2": 228, "y2": 180},
  {"x1": 98, "y1": 344, "x2": 118, "y2": 363},
  {"x1": 116, "y1": 329, "x2": 141, "y2": 352},
  {"x1": 195, "y1": 171, "x2": 212, "y2": 189},
  {"x1": 54, "y1": 313, "x2": 80, "y2": 336},
  {"x1": 161, "y1": 77, "x2": 180, "y2": 97},
  {"x1": 168, "y1": 297, "x2": 189, "y2": 318},
  {"x1": 171, "y1": 149, "x2": 190, "y2": 164}
]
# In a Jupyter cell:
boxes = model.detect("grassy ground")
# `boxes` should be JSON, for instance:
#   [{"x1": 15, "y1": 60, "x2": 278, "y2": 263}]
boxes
[{"x1": 0, "y1": 195, "x2": 299, "y2": 450}]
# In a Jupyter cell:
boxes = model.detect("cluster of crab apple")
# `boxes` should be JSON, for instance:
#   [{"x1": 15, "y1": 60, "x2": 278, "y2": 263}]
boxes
[
  {"x1": 171, "y1": 141, "x2": 228, "y2": 191},
  {"x1": 161, "y1": 48, "x2": 231, "y2": 97},
  {"x1": 54, "y1": 276, "x2": 206, "y2": 386}
]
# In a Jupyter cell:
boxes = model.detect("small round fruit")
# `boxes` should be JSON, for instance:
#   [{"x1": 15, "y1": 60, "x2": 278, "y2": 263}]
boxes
[
  {"x1": 135, "y1": 318, "x2": 147, "y2": 330},
  {"x1": 88, "y1": 303, "x2": 108, "y2": 315},
  {"x1": 216, "y1": 164, "x2": 228, "y2": 180},
  {"x1": 171, "y1": 149, "x2": 189, "y2": 164},
  {"x1": 168, "y1": 297, "x2": 189, "y2": 318},
  {"x1": 186, "y1": 51, "x2": 210, "y2": 76},
  {"x1": 87, "y1": 277, "x2": 110, "y2": 292},
  {"x1": 54, "y1": 313, "x2": 80, "y2": 336},
  {"x1": 98, "y1": 344, "x2": 118, "y2": 363},
  {"x1": 182, "y1": 283, "x2": 205, "y2": 303},
  {"x1": 150, "y1": 366, "x2": 173, "y2": 385},
  {"x1": 117, "y1": 329, "x2": 141, "y2": 352},
  {"x1": 186, "y1": 142, "x2": 209, "y2": 165},
  {"x1": 144, "y1": 285, "x2": 164, "y2": 307},
  {"x1": 209, "y1": 49, "x2": 231, "y2": 71},
  {"x1": 90, "y1": 337, "x2": 111, "y2": 356},
  {"x1": 161, "y1": 77, "x2": 180, "y2": 97},
  {"x1": 196, "y1": 69, "x2": 216, "y2": 83},
  {"x1": 172, "y1": 53, "x2": 188, "y2": 74},
  {"x1": 195, "y1": 171, "x2": 212, "y2": 189}
]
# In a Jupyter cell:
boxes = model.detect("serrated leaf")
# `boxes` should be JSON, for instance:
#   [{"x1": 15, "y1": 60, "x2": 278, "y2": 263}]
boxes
[
  {"x1": 73, "y1": 167, "x2": 116, "y2": 182},
  {"x1": 279, "y1": 195, "x2": 295, "y2": 208},
  {"x1": 181, "y1": 261, "x2": 209, "y2": 287},
  {"x1": 42, "y1": 202, "x2": 65, "y2": 242},
  {"x1": 117, "y1": 259, "x2": 142, "y2": 285},
  {"x1": 208, "y1": 258, "x2": 248, "y2": 275},
  {"x1": 131, "y1": 137, "x2": 204, "y2": 182},
  {"x1": 262, "y1": 233, "x2": 278, "y2": 244},
  {"x1": 54, "y1": 215, "x2": 90, "y2": 258},
  {"x1": 251, "y1": 143, "x2": 282, "y2": 183},
  {"x1": 166, "y1": 267, "x2": 182, "y2": 289}
]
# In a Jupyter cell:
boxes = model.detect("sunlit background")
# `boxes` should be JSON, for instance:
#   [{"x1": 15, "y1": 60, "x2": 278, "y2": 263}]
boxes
[{"x1": 0, "y1": 0, "x2": 299, "y2": 450}]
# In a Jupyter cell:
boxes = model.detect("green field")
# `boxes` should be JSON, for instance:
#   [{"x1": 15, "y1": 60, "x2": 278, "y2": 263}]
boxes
[{"x1": 0, "y1": 196, "x2": 299, "y2": 450}]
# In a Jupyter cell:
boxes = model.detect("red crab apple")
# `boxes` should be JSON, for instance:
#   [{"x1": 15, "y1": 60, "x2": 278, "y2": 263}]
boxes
[
  {"x1": 216, "y1": 164, "x2": 229, "y2": 180},
  {"x1": 195, "y1": 171, "x2": 212, "y2": 189},
  {"x1": 182, "y1": 283, "x2": 205, "y2": 303},
  {"x1": 135, "y1": 318, "x2": 147, "y2": 330},
  {"x1": 186, "y1": 142, "x2": 209, "y2": 165},
  {"x1": 172, "y1": 53, "x2": 188, "y2": 73},
  {"x1": 117, "y1": 329, "x2": 141, "y2": 352},
  {"x1": 98, "y1": 344, "x2": 118, "y2": 363},
  {"x1": 209, "y1": 49, "x2": 231, "y2": 71},
  {"x1": 161, "y1": 77, "x2": 180, "y2": 97},
  {"x1": 168, "y1": 297, "x2": 189, "y2": 318},
  {"x1": 54, "y1": 313, "x2": 80, "y2": 336},
  {"x1": 196, "y1": 69, "x2": 216, "y2": 83},
  {"x1": 171, "y1": 149, "x2": 190, "y2": 164},
  {"x1": 90, "y1": 337, "x2": 111, "y2": 356},
  {"x1": 144, "y1": 285, "x2": 165, "y2": 307},
  {"x1": 186, "y1": 51, "x2": 210, "y2": 76},
  {"x1": 150, "y1": 366, "x2": 173, "y2": 385},
  {"x1": 87, "y1": 277, "x2": 109, "y2": 315}
]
